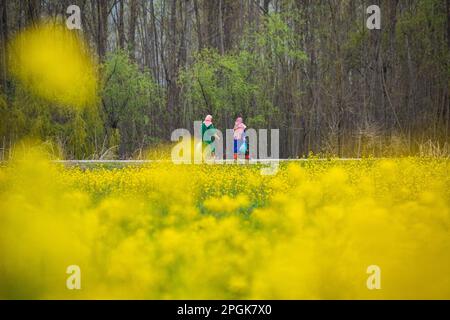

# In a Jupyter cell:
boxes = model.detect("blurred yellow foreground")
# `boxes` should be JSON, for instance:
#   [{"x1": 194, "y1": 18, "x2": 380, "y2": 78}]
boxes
[{"x1": 0, "y1": 149, "x2": 449, "y2": 299}]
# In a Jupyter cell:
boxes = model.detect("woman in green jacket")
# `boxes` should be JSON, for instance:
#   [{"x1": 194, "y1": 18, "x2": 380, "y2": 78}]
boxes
[{"x1": 201, "y1": 115, "x2": 220, "y2": 159}]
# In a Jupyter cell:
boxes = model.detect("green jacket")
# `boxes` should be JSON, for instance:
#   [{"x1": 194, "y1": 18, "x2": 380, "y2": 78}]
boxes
[{"x1": 201, "y1": 123, "x2": 216, "y2": 145}]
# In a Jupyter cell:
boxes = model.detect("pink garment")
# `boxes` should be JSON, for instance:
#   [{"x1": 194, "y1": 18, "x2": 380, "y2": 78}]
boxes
[
  {"x1": 204, "y1": 115, "x2": 213, "y2": 126},
  {"x1": 233, "y1": 117, "x2": 246, "y2": 140}
]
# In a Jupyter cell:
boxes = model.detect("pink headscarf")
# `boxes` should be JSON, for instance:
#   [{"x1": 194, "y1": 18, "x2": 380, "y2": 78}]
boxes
[
  {"x1": 233, "y1": 117, "x2": 246, "y2": 140},
  {"x1": 203, "y1": 115, "x2": 213, "y2": 127}
]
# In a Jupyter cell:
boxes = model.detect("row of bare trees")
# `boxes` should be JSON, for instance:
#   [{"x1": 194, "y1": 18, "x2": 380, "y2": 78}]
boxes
[{"x1": 0, "y1": 0, "x2": 449, "y2": 158}]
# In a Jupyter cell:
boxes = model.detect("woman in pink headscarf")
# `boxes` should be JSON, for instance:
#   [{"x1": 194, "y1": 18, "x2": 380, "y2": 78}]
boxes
[{"x1": 233, "y1": 117, "x2": 248, "y2": 160}]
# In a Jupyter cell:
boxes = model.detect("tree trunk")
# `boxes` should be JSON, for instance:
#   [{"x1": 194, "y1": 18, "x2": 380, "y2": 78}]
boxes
[
  {"x1": 96, "y1": 0, "x2": 108, "y2": 60},
  {"x1": 128, "y1": 0, "x2": 138, "y2": 60},
  {"x1": 0, "y1": 0, "x2": 8, "y2": 92},
  {"x1": 193, "y1": 0, "x2": 203, "y2": 50},
  {"x1": 149, "y1": 0, "x2": 160, "y2": 82},
  {"x1": 447, "y1": 0, "x2": 450, "y2": 49},
  {"x1": 222, "y1": 0, "x2": 239, "y2": 52},
  {"x1": 166, "y1": 0, "x2": 179, "y2": 120},
  {"x1": 26, "y1": 0, "x2": 40, "y2": 26},
  {"x1": 118, "y1": 0, "x2": 125, "y2": 50}
]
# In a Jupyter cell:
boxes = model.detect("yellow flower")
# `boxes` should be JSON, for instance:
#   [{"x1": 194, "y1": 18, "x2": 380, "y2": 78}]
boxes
[{"x1": 1, "y1": 149, "x2": 449, "y2": 299}]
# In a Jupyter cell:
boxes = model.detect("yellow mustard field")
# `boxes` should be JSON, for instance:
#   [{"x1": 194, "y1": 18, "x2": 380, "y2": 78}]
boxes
[{"x1": 0, "y1": 152, "x2": 449, "y2": 299}]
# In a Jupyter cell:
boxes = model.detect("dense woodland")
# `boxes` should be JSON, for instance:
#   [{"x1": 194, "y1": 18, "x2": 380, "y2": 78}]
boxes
[{"x1": 0, "y1": 0, "x2": 449, "y2": 159}]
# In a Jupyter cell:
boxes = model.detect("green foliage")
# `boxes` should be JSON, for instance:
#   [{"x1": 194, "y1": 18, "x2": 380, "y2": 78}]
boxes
[
  {"x1": 179, "y1": 13, "x2": 309, "y2": 132},
  {"x1": 101, "y1": 50, "x2": 163, "y2": 157},
  {"x1": 179, "y1": 48, "x2": 269, "y2": 124},
  {"x1": 256, "y1": 14, "x2": 308, "y2": 63},
  {"x1": 396, "y1": 0, "x2": 448, "y2": 73},
  {"x1": 0, "y1": 82, "x2": 103, "y2": 159}
]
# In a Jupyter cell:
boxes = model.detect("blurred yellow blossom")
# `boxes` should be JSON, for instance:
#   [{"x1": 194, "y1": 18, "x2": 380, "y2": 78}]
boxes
[{"x1": 0, "y1": 150, "x2": 449, "y2": 299}]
